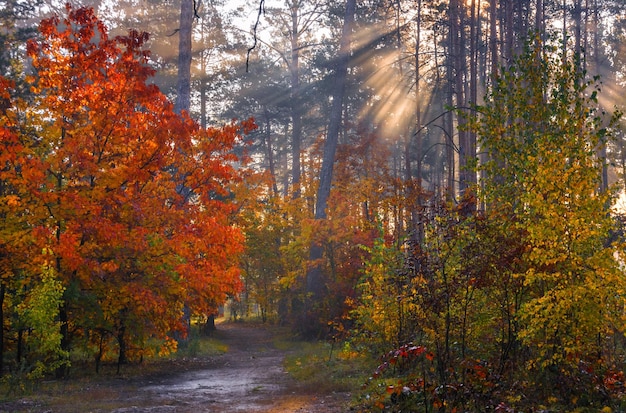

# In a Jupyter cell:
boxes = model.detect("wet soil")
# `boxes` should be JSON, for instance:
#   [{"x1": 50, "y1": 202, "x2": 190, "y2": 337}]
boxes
[{"x1": 0, "y1": 323, "x2": 352, "y2": 412}]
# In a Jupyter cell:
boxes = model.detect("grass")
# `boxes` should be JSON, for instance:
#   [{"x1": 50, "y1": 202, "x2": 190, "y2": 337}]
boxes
[
  {"x1": 175, "y1": 329, "x2": 229, "y2": 359},
  {"x1": 280, "y1": 338, "x2": 373, "y2": 395}
]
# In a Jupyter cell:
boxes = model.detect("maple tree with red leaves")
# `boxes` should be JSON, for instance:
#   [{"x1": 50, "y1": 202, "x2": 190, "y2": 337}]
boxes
[{"x1": 0, "y1": 5, "x2": 253, "y2": 376}]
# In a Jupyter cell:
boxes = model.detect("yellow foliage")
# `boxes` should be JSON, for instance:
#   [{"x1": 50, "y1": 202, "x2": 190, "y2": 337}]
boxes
[{"x1": 158, "y1": 337, "x2": 178, "y2": 357}]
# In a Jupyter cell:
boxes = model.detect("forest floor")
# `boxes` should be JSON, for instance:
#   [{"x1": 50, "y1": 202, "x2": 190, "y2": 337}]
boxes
[{"x1": 0, "y1": 321, "x2": 354, "y2": 412}]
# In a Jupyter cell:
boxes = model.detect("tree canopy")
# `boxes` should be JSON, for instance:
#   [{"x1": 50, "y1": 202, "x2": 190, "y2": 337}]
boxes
[{"x1": 0, "y1": 4, "x2": 253, "y2": 377}]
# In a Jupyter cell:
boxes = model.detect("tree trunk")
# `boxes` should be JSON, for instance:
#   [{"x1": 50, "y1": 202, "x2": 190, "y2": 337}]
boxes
[
  {"x1": 414, "y1": 0, "x2": 424, "y2": 243},
  {"x1": 505, "y1": 0, "x2": 514, "y2": 62},
  {"x1": 304, "y1": 0, "x2": 355, "y2": 337},
  {"x1": 452, "y1": 0, "x2": 475, "y2": 199},
  {"x1": 176, "y1": 0, "x2": 193, "y2": 114},
  {"x1": 312, "y1": 0, "x2": 355, "y2": 223},
  {"x1": 468, "y1": 0, "x2": 479, "y2": 206},
  {"x1": 204, "y1": 314, "x2": 216, "y2": 334},
  {"x1": 490, "y1": 0, "x2": 498, "y2": 79},
  {"x1": 573, "y1": 0, "x2": 583, "y2": 60},
  {"x1": 55, "y1": 303, "x2": 70, "y2": 378},
  {"x1": 16, "y1": 328, "x2": 22, "y2": 365},
  {"x1": 290, "y1": 4, "x2": 302, "y2": 198},
  {"x1": 200, "y1": 75, "x2": 207, "y2": 129},
  {"x1": 263, "y1": 106, "x2": 279, "y2": 196},
  {"x1": 175, "y1": 0, "x2": 194, "y2": 343},
  {"x1": 117, "y1": 321, "x2": 127, "y2": 374},
  {"x1": 55, "y1": 155, "x2": 70, "y2": 378},
  {"x1": 535, "y1": 0, "x2": 544, "y2": 38}
]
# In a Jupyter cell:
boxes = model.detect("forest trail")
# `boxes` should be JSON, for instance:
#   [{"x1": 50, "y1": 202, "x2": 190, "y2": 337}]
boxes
[
  {"x1": 0, "y1": 322, "x2": 351, "y2": 413},
  {"x1": 132, "y1": 322, "x2": 351, "y2": 412}
]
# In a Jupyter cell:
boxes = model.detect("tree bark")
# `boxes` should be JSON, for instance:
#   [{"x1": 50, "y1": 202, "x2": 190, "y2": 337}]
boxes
[
  {"x1": 451, "y1": 0, "x2": 473, "y2": 198},
  {"x1": 312, "y1": 0, "x2": 355, "y2": 222},
  {"x1": 176, "y1": 0, "x2": 193, "y2": 114},
  {"x1": 490, "y1": 0, "x2": 498, "y2": 79},
  {"x1": 116, "y1": 320, "x2": 127, "y2": 374},
  {"x1": 55, "y1": 303, "x2": 70, "y2": 378},
  {"x1": 535, "y1": 0, "x2": 544, "y2": 37},
  {"x1": 263, "y1": 106, "x2": 279, "y2": 196},
  {"x1": 290, "y1": 3, "x2": 302, "y2": 198},
  {"x1": 414, "y1": 0, "x2": 424, "y2": 243}
]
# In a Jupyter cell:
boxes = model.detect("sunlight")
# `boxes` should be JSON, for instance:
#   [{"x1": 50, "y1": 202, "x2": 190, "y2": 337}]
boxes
[
  {"x1": 613, "y1": 189, "x2": 626, "y2": 214},
  {"x1": 350, "y1": 22, "x2": 419, "y2": 141},
  {"x1": 358, "y1": 48, "x2": 416, "y2": 139},
  {"x1": 464, "y1": 0, "x2": 489, "y2": 10}
]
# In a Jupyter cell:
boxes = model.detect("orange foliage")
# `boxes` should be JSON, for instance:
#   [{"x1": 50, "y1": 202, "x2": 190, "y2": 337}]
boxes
[{"x1": 0, "y1": 5, "x2": 253, "y2": 357}]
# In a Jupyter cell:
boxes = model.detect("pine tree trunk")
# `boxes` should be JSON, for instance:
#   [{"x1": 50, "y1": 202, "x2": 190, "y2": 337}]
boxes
[
  {"x1": 290, "y1": 4, "x2": 302, "y2": 198},
  {"x1": 304, "y1": 0, "x2": 356, "y2": 337}
]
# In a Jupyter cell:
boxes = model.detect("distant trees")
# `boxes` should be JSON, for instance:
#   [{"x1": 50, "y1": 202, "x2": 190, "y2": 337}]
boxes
[
  {"x1": 221, "y1": 0, "x2": 626, "y2": 340},
  {"x1": 13, "y1": 1, "x2": 620, "y2": 205},
  {"x1": 0, "y1": 0, "x2": 40, "y2": 79}
]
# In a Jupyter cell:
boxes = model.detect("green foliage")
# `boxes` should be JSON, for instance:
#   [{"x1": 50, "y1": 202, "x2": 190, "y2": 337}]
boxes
[
  {"x1": 474, "y1": 37, "x2": 625, "y2": 374},
  {"x1": 170, "y1": 325, "x2": 229, "y2": 359},
  {"x1": 237, "y1": 182, "x2": 287, "y2": 323},
  {"x1": 352, "y1": 225, "x2": 413, "y2": 352},
  {"x1": 16, "y1": 265, "x2": 68, "y2": 379},
  {"x1": 355, "y1": 37, "x2": 626, "y2": 412}
]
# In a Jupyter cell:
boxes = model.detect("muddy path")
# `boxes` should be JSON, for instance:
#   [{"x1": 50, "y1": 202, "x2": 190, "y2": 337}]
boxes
[
  {"x1": 128, "y1": 323, "x2": 351, "y2": 412},
  {"x1": 0, "y1": 323, "x2": 351, "y2": 413}
]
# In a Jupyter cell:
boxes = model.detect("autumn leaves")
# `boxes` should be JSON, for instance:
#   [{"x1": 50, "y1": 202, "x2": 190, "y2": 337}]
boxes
[
  {"x1": 355, "y1": 41, "x2": 626, "y2": 411},
  {"x1": 0, "y1": 5, "x2": 252, "y2": 375}
]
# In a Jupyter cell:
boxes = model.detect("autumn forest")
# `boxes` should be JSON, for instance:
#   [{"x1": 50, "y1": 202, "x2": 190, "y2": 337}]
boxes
[{"x1": 2, "y1": 0, "x2": 626, "y2": 411}]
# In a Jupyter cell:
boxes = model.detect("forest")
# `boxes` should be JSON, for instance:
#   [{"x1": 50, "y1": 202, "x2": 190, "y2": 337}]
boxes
[{"x1": 2, "y1": 0, "x2": 626, "y2": 411}]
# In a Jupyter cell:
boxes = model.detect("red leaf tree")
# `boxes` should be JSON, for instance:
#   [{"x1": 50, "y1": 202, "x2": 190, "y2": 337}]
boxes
[{"x1": 0, "y1": 5, "x2": 252, "y2": 375}]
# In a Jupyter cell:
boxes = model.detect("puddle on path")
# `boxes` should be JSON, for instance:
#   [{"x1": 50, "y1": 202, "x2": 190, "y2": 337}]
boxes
[
  {"x1": 139, "y1": 356, "x2": 287, "y2": 412},
  {"x1": 115, "y1": 324, "x2": 293, "y2": 412}
]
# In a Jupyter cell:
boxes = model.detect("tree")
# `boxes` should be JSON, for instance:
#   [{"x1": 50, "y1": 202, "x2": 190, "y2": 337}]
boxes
[
  {"x1": 237, "y1": 175, "x2": 285, "y2": 322},
  {"x1": 0, "y1": 5, "x2": 250, "y2": 376},
  {"x1": 472, "y1": 37, "x2": 624, "y2": 401},
  {"x1": 176, "y1": 0, "x2": 194, "y2": 114},
  {"x1": 304, "y1": 0, "x2": 356, "y2": 337},
  {"x1": 0, "y1": 0, "x2": 41, "y2": 78},
  {"x1": 0, "y1": 76, "x2": 39, "y2": 376},
  {"x1": 357, "y1": 34, "x2": 626, "y2": 412}
]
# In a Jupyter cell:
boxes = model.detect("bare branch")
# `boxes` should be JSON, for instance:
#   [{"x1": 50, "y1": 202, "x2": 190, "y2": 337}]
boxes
[{"x1": 246, "y1": 0, "x2": 266, "y2": 73}]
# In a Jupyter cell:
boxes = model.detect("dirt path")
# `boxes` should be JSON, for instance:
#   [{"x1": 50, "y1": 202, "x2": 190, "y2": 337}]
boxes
[
  {"x1": 0, "y1": 323, "x2": 352, "y2": 413},
  {"x1": 127, "y1": 323, "x2": 351, "y2": 412}
]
